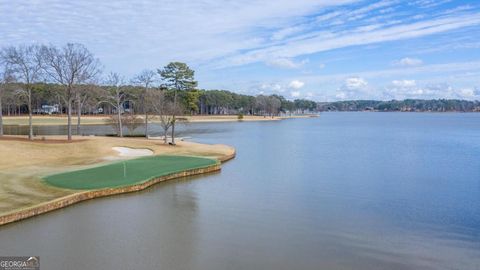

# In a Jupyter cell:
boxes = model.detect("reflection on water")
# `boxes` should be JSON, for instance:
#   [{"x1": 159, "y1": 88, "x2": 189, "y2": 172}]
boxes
[{"x1": 0, "y1": 113, "x2": 479, "y2": 270}]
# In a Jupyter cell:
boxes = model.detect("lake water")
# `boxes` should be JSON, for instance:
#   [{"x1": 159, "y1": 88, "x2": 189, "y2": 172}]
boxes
[{"x1": 1, "y1": 113, "x2": 479, "y2": 270}]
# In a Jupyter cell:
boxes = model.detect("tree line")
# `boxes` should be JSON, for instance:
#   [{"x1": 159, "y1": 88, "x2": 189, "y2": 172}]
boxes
[
  {"x1": 318, "y1": 99, "x2": 480, "y2": 112},
  {"x1": 0, "y1": 43, "x2": 316, "y2": 142}
]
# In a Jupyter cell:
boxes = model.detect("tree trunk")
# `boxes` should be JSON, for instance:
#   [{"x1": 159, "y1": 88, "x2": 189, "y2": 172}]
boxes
[
  {"x1": 171, "y1": 117, "x2": 175, "y2": 144},
  {"x1": 144, "y1": 112, "x2": 148, "y2": 138},
  {"x1": 117, "y1": 102, "x2": 123, "y2": 137},
  {"x1": 144, "y1": 89, "x2": 148, "y2": 138},
  {"x1": 0, "y1": 93, "x2": 3, "y2": 136},
  {"x1": 28, "y1": 89, "x2": 33, "y2": 140},
  {"x1": 171, "y1": 90, "x2": 177, "y2": 145},
  {"x1": 67, "y1": 100, "x2": 72, "y2": 141},
  {"x1": 77, "y1": 99, "x2": 82, "y2": 135},
  {"x1": 164, "y1": 128, "x2": 168, "y2": 144}
]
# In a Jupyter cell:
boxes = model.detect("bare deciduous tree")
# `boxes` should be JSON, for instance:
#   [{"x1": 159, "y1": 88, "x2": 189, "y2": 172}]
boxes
[
  {"x1": 123, "y1": 113, "x2": 143, "y2": 136},
  {"x1": 147, "y1": 90, "x2": 181, "y2": 144},
  {"x1": 41, "y1": 43, "x2": 101, "y2": 140},
  {"x1": 255, "y1": 95, "x2": 281, "y2": 117},
  {"x1": 0, "y1": 45, "x2": 42, "y2": 140},
  {"x1": 132, "y1": 69, "x2": 157, "y2": 138},
  {"x1": 266, "y1": 96, "x2": 281, "y2": 117},
  {"x1": 255, "y1": 95, "x2": 268, "y2": 116},
  {"x1": 102, "y1": 72, "x2": 127, "y2": 137},
  {"x1": 0, "y1": 66, "x2": 14, "y2": 136},
  {"x1": 75, "y1": 84, "x2": 100, "y2": 134}
]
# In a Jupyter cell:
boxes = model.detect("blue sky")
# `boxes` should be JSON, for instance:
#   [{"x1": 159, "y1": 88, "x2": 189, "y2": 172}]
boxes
[{"x1": 1, "y1": 0, "x2": 479, "y2": 101}]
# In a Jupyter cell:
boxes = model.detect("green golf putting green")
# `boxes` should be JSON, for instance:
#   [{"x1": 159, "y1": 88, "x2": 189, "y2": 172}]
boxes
[{"x1": 44, "y1": 155, "x2": 218, "y2": 190}]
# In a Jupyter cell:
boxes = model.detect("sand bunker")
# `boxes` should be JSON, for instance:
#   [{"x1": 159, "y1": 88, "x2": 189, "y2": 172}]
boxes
[{"x1": 112, "y1": 147, "x2": 154, "y2": 157}]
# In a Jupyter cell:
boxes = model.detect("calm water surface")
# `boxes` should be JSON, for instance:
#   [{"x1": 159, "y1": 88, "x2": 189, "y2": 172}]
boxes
[{"x1": 0, "y1": 113, "x2": 479, "y2": 270}]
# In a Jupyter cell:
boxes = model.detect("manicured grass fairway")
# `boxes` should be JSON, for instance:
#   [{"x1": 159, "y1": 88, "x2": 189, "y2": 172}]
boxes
[{"x1": 44, "y1": 155, "x2": 217, "y2": 190}]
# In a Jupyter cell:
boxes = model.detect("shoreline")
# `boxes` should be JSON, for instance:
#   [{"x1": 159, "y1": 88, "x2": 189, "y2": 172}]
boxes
[
  {"x1": 0, "y1": 135, "x2": 236, "y2": 226},
  {"x1": 1, "y1": 114, "x2": 318, "y2": 126}
]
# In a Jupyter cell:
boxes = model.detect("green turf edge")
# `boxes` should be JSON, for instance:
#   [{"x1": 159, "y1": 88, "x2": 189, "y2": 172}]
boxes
[{"x1": 42, "y1": 155, "x2": 219, "y2": 190}]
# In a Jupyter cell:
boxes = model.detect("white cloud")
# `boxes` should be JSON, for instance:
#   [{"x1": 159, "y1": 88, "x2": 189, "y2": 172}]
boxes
[
  {"x1": 298, "y1": 61, "x2": 480, "y2": 84},
  {"x1": 260, "y1": 83, "x2": 284, "y2": 92},
  {"x1": 289, "y1": 80, "x2": 305, "y2": 89},
  {"x1": 392, "y1": 57, "x2": 423, "y2": 67},
  {"x1": 335, "y1": 77, "x2": 373, "y2": 100},
  {"x1": 331, "y1": 80, "x2": 480, "y2": 101},
  {"x1": 347, "y1": 0, "x2": 398, "y2": 20},
  {"x1": 412, "y1": 0, "x2": 452, "y2": 9},
  {"x1": 457, "y1": 88, "x2": 477, "y2": 99},
  {"x1": 244, "y1": 60, "x2": 480, "y2": 101},
  {"x1": 221, "y1": 13, "x2": 480, "y2": 68},
  {"x1": 384, "y1": 80, "x2": 424, "y2": 99},
  {"x1": 257, "y1": 80, "x2": 305, "y2": 94},
  {"x1": 383, "y1": 83, "x2": 480, "y2": 100},
  {"x1": 392, "y1": 80, "x2": 416, "y2": 87},
  {"x1": 442, "y1": 5, "x2": 474, "y2": 15},
  {"x1": 266, "y1": 58, "x2": 308, "y2": 69},
  {"x1": 254, "y1": 79, "x2": 306, "y2": 97},
  {"x1": 271, "y1": 26, "x2": 305, "y2": 41},
  {"x1": 315, "y1": 11, "x2": 343, "y2": 23},
  {"x1": 345, "y1": 77, "x2": 368, "y2": 89},
  {"x1": 335, "y1": 92, "x2": 347, "y2": 99}
]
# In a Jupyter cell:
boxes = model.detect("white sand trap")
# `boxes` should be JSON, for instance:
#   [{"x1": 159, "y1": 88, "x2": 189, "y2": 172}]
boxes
[{"x1": 112, "y1": 147, "x2": 154, "y2": 157}]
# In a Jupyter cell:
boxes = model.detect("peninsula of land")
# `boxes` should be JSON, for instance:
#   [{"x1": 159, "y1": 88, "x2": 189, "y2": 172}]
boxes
[{"x1": 0, "y1": 135, "x2": 235, "y2": 225}]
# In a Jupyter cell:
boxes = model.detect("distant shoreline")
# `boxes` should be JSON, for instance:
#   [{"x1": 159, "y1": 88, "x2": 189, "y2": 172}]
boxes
[
  {"x1": 1, "y1": 114, "x2": 318, "y2": 126},
  {"x1": 318, "y1": 99, "x2": 480, "y2": 113},
  {"x1": 319, "y1": 110, "x2": 480, "y2": 113}
]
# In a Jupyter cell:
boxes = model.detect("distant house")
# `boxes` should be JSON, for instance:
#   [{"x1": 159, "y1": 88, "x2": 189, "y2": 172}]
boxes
[{"x1": 40, "y1": 104, "x2": 60, "y2": 114}]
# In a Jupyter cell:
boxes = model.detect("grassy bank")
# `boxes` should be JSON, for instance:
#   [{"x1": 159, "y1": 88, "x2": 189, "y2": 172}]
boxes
[{"x1": 45, "y1": 155, "x2": 218, "y2": 190}]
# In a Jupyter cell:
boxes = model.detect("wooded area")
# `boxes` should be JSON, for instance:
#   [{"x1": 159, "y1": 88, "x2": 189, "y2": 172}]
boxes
[
  {"x1": 318, "y1": 99, "x2": 480, "y2": 112},
  {"x1": 0, "y1": 43, "x2": 316, "y2": 142}
]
